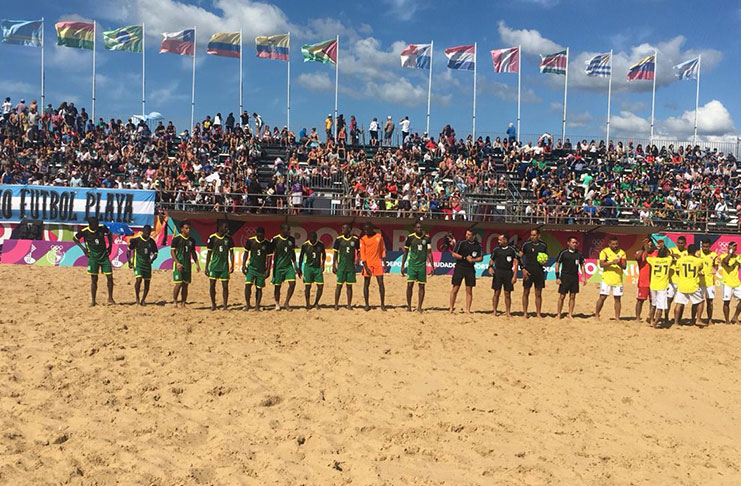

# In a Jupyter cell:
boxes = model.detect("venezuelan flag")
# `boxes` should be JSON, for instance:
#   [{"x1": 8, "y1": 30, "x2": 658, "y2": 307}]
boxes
[
  {"x1": 55, "y1": 21, "x2": 94, "y2": 50},
  {"x1": 207, "y1": 32, "x2": 240, "y2": 58},
  {"x1": 255, "y1": 34, "x2": 289, "y2": 61},
  {"x1": 627, "y1": 55, "x2": 655, "y2": 81}
]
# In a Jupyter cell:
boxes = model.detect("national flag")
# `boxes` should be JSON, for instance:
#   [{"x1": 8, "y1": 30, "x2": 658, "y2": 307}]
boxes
[
  {"x1": 540, "y1": 50, "x2": 567, "y2": 75},
  {"x1": 673, "y1": 58, "x2": 699, "y2": 80},
  {"x1": 102, "y1": 25, "x2": 142, "y2": 53},
  {"x1": 585, "y1": 52, "x2": 611, "y2": 77},
  {"x1": 627, "y1": 55, "x2": 655, "y2": 81},
  {"x1": 491, "y1": 46, "x2": 519, "y2": 73},
  {"x1": 55, "y1": 21, "x2": 94, "y2": 50},
  {"x1": 0, "y1": 19, "x2": 42, "y2": 47},
  {"x1": 400, "y1": 43, "x2": 431, "y2": 69},
  {"x1": 444, "y1": 44, "x2": 475, "y2": 71},
  {"x1": 207, "y1": 32, "x2": 240, "y2": 58},
  {"x1": 301, "y1": 39, "x2": 337, "y2": 64},
  {"x1": 160, "y1": 29, "x2": 195, "y2": 56},
  {"x1": 255, "y1": 34, "x2": 289, "y2": 61}
]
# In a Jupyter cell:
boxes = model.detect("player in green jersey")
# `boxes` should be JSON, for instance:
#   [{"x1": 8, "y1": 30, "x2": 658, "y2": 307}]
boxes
[
  {"x1": 171, "y1": 221, "x2": 201, "y2": 308},
  {"x1": 127, "y1": 224, "x2": 158, "y2": 305},
  {"x1": 242, "y1": 227, "x2": 272, "y2": 311},
  {"x1": 271, "y1": 223, "x2": 300, "y2": 310},
  {"x1": 299, "y1": 231, "x2": 327, "y2": 309},
  {"x1": 401, "y1": 221, "x2": 435, "y2": 312},
  {"x1": 73, "y1": 217, "x2": 115, "y2": 306},
  {"x1": 205, "y1": 220, "x2": 235, "y2": 310},
  {"x1": 332, "y1": 223, "x2": 359, "y2": 310}
]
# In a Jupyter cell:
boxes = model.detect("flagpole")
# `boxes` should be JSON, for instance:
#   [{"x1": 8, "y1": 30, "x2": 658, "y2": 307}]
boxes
[
  {"x1": 92, "y1": 21, "x2": 96, "y2": 122},
  {"x1": 517, "y1": 44, "x2": 521, "y2": 143},
  {"x1": 472, "y1": 42, "x2": 477, "y2": 140},
  {"x1": 562, "y1": 47, "x2": 569, "y2": 142},
  {"x1": 286, "y1": 32, "x2": 291, "y2": 131},
  {"x1": 426, "y1": 40, "x2": 433, "y2": 135},
  {"x1": 239, "y1": 29, "x2": 243, "y2": 119},
  {"x1": 142, "y1": 23, "x2": 146, "y2": 116},
  {"x1": 606, "y1": 49, "x2": 613, "y2": 148},
  {"x1": 191, "y1": 26, "x2": 196, "y2": 132},
  {"x1": 650, "y1": 49, "x2": 657, "y2": 145},
  {"x1": 693, "y1": 54, "x2": 701, "y2": 145},
  {"x1": 40, "y1": 18, "x2": 45, "y2": 111},
  {"x1": 333, "y1": 34, "x2": 339, "y2": 140}
]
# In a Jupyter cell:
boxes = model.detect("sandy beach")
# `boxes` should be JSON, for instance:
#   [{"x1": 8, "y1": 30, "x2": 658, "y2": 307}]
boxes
[{"x1": 2, "y1": 265, "x2": 741, "y2": 485}]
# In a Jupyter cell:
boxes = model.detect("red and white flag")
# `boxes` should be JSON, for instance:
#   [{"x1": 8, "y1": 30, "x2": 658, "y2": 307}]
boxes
[{"x1": 491, "y1": 46, "x2": 519, "y2": 73}]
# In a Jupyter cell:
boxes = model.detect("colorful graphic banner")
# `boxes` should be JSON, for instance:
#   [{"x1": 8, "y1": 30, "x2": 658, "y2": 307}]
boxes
[{"x1": 0, "y1": 185, "x2": 155, "y2": 226}]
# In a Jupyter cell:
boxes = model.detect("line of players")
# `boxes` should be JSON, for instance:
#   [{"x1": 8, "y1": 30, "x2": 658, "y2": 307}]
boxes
[{"x1": 72, "y1": 218, "x2": 741, "y2": 324}]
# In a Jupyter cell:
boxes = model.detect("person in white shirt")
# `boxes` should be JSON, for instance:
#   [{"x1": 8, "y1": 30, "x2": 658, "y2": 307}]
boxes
[
  {"x1": 368, "y1": 117, "x2": 379, "y2": 146},
  {"x1": 399, "y1": 116, "x2": 410, "y2": 146},
  {"x1": 1, "y1": 97, "x2": 11, "y2": 120}
]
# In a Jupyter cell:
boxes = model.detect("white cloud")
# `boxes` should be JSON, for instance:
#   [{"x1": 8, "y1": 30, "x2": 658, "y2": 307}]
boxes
[
  {"x1": 497, "y1": 21, "x2": 563, "y2": 56},
  {"x1": 297, "y1": 72, "x2": 333, "y2": 91},
  {"x1": 478, "y1": 77, "x2": 541, "y2": 103},
  {"x1": 621, "y1": 100, "x2": 647, "y2": 112},
  {"x1": 662, "y1": 100, "x2": 736, "y2": 138},
  {"x1": 611, "y1": 111, "x2": 650, "y2": 135},
  {"x1": 0, "y1": 80, "x2": 35, "y2": 94},
  {"x1": 383, "y1": 0, "x2": 426, "y2": 21},
  {"x1": 569, "y1": 111, "x2": 593, "y2": 128}
]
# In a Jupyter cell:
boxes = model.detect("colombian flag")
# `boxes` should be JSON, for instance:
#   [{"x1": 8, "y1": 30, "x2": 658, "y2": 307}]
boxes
[{"x1": 207, "y1": 32, "x2": 241, "y2": 58}]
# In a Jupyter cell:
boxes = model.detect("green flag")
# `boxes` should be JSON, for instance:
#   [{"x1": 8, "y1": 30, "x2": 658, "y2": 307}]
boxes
[
  {"x1": 103, "y1": 25, "x2": 142, "y2": 53},
  {"x1": 301, "y1": 39, "x2": 337, "y2": 64}
]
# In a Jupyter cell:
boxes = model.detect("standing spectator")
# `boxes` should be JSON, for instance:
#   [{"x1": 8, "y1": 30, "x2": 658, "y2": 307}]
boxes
[
  {"x1": 383, "y1": 116, "x2": 394, "y2": 146},
  {"x1": 253, "y1": 112, "x2": 263, "y2": 133},
  {"x1": 369, "y1": 117, "x2": 379, "y2": 146},
  {"x1": 240, "y1": 111, "x2": 249, "y2": 127},
  {"x1": 325, "y1": 114, "x2": 333, "y2": 141},
  {"x1": 506, "y1": 122, "x2": 516, "y2": 142},
  {"x1": 350, "y1": 115, "x2": 359, "y2": 145},
  {"x1": 15, "y1": 98, "x2": 28, "y2": 114},
  {"x1": 2, "y1": 97, "x2": 11, "y2": 121},
  {"x1": 399, "y1": 116, "x2": 410, "y2": 146},
  {"x1": 225, "y1": 112, "x2": 235, "y2": 131}
]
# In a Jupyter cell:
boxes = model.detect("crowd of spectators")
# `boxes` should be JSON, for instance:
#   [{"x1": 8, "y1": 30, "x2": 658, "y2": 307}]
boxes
[{"x1": 1, "y1": 96, "x2": 738, "y2": 231}]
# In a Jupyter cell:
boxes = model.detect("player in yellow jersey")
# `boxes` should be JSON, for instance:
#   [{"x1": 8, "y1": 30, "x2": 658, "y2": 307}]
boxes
[
  {"x1": 673, "y1": 244, "x2": 705, "y2": 327},
  {"x1": 698, "y1": 238, "x2": 718, "y2": 325},
  {"x1": 666, "y1": 235, "x2": 688, "y2": 322},
  {"x1": 720, "y1": 241, "x2": 741, "y2": 324},
  {"x1": 594, "y1": 236, "x2": 627, "y2": 320},
  {"x1": 646, "y1": 247, "x2": 673, "y2": 328}
]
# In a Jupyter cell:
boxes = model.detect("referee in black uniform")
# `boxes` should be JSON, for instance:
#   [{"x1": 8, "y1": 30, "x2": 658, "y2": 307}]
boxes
[
  {"x1": 555, "y1": 236, "x2": 587, "y2": 319},
  {"x1": 488, "y1": 233, "x2": 519, "y2": 317},
  {"x1": 520, "y1": 229, "x2": 548, "y2": 319},
  {"x1": 449, "y1": 228, "x2": 483, "y2": 313}
]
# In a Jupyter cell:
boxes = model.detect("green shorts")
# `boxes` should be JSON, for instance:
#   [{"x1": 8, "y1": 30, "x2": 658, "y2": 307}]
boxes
[
  {"x1": 173, "y1": 263, "x2": 192, "y2": 284},
  {"x1": 272, "y1": 266, "x2": 296, "y2": 285},
  {"x1": 336, "y1": 268, "x2": 356, "y2": 285},
  {"x1": 303, "y1": 265, "x2": 324, "y2": 285},
  {"x1": 134, "y1": 265, "x2": 152, "y2": 280},
  {"x1": 87, "y1": 254, "x2": 112, "y2": 275},
  {"x1": 244, "y1": 268, "x2": 266, "y2": 288},
  {"x1": 208, "y1": 265, "x2": 230, "y2": 281},
  {"x1": 406, "y1": 265, "x2": 427, "y2": 284}
]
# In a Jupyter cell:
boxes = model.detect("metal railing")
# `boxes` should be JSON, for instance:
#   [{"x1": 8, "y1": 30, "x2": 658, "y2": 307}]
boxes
[{"x1": 156, "y1": 190, "x2": 741, "y2": 233}]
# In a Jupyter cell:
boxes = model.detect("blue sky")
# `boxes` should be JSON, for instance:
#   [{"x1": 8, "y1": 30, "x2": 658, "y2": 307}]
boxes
[{"x1": 1, "y1": 0, "x2": 739, "y2": 142}]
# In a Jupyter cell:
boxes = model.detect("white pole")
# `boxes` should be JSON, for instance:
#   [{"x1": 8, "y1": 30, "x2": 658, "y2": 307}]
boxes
[
  {"x1": 239, "y1": 29, "x2": 243, "y2": 119},
  {"x1": 426, "y1": 40, "x2": 433, "y2": 135},
  {"x1": 693, "y1": 54, "x2": 701, "y2": 145},
  {"x1": 191, "y1": 26, "x2": 196, "y2": 132},
  {"x1": 562, "y1": 47, "x2": 569, "y2": 142},
  {"x1": 142, "y1": 23, "x2": 146, "y2": 116},
  {"x1": 92, "y1": 21, "x2": 96, "y2": 122},
  {"x1": 650, "y1": 49, "x2": 657, "y2": 145},
  {"x1": 40, "y1": 18, "x2": 45, "y2": 111},
  {"x1": 606, "y1": 49, "x2": 613, "y2": 147},
  {"x1": 516, "y1": 45, "x2": 521, "y2": 143},
  {"x1": 287, "y1": 32, "x2": 291, "y2": 131},
  {"x1": 333, "y1": 35, "x2": 339, "y2": 140},
  {"x1": 472, "y1": 42, "x2": 477, "y2": 140}
]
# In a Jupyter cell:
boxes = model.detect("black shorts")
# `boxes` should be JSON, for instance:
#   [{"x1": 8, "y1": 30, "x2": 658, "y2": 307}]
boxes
[
  {"x1": 452, "y1": 265, "x2": 476, "y2": 287},
  {"x1": 492, "y1": 271, "x2": 514, "y2": 292},
  {"x1": 558, "y1": 274, "x2": 580, "y2": 294},
  {"x1": 523, "y1": 268, "x2": 546, "y2": 289}
]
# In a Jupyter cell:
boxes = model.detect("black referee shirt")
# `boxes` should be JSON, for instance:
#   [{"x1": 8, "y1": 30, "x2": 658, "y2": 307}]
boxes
[
  {"x1": 454, "y1": 239, "x2": 483, "y2": 269},
  {"x1": 556, "y1": 249, "x2": 584, "y2": 277},
  {"x1": 491, "y1": 246, "x2": 518, "y2": 273},
  {"x1": 521, "y1": 240, "x2": 548, "y2": 270}
]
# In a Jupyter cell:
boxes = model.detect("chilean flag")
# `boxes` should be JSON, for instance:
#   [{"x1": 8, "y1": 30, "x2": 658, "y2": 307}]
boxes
[
  {"x1": 444, "y1": 44, "x2": 475, "y2": 71},
  {"x1": 160, "y1": 29, "x2": 195, "y2": 56},
  {"x1": 400, "y1": 44, "x2": 431, "y2": 69},
  {"x1": 491, "y1": 47, "x2": 519, "y2": 73}
]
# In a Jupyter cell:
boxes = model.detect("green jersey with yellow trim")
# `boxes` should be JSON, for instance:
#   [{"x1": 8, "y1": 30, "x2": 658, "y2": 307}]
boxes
[
  {"x1": 404, "y1": 232, "x2": 431, "y2": 268},
  {"x1": 333, "y1": 235, "x2": 359, "y2": 272},
  {"x1": 129, "y1": 234, "x2": 158, "y2": 270},
  {"x1": 207, "y1": 233, "x2": 234, "y2": 272},
  {"x1": 75, "y1": 225, "x2": 111, "y2": 259},
  {"x1": 302, "y1": 241, "x2": 325, "y2": 268},
  {"x1": 171, "y1": 233, "x2": 196, "y2": 268},
  {"x1": 246, "y1": 236, "x2": 272, "y2": 273},
  {"x1": 271, "y1": 234, "x2": 296, "y2": 271}
]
